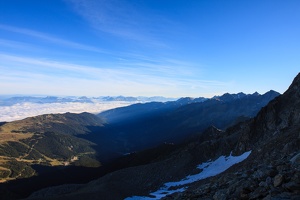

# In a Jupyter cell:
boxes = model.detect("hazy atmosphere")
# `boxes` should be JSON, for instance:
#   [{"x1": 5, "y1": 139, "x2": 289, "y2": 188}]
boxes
[{"x1": 1, "y1": 0, "x2": 299, "y2": 97}]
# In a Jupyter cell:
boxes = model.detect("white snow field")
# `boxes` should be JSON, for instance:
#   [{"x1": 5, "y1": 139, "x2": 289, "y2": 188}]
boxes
[{"x1": 125, "y1": 151, "x2": 251, "y2": 200}]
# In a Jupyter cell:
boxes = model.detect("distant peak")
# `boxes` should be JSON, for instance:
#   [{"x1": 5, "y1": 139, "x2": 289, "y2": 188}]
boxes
[
  {"x1": 213, "y1": 92, "x2": 247, "y2": 102},
  {"x1": 222, "y1": 92, "x2": 231, "y2": 95},
  {"x1": 263, "y1": 90, "x2": 280, "y2": 95},
  {"x1": 177, "y1": 97, "x2": 194, "y2": 101},
  {"x1": 237, "y1": 92, "x2": 246, "y2": 95}
]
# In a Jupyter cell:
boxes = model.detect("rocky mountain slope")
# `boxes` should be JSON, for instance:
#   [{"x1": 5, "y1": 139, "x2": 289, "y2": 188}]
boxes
[
  {"x1": 27, "y1": 73, "x2": 300, "y2": 200},
  {"x1": 166, "y1": 73, "x2": 300, "y2": 199}
]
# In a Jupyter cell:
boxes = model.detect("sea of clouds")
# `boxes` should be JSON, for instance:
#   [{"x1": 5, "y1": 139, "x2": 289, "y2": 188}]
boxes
[{"x1": 0, "y1": 101, "x2": 134, "y2": 122}]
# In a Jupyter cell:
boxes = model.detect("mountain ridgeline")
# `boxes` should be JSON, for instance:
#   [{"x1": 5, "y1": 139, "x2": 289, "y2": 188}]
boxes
[
  {"x1": 0, "y1": 87, "x2": 283, "y2": 199},
  {"x1": 26, "y1": 75, "x2": 300, "y2": 200},
  {"x1": 0, "y1": 95, "x2": 176, "y2": 106},
  {"x1": 93, "y1": 90, "x2": 279, "y2": 157}
]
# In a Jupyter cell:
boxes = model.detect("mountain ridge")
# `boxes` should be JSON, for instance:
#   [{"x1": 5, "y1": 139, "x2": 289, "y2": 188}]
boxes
[
  {"x1": 0, "y1": 88, "x2": 285, "y2": 199},
  {"x1": 26, "y1": 73, "x2": 299, "y2": 200},
  {"x1": 93, "y1": 90, "x2": 279, "y2": 157}
]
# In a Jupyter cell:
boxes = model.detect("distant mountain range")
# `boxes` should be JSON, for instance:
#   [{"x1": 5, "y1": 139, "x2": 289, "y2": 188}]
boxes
[
  {"x1": 0, "y1": 92, "x2": 275, "y2": 107},
  {"x1": 100, "y1": 96, "x2": 177, "y2": 102},
  {"x1": 0, "y1": 95, "x2": 177, "y2": 106},
  {"x1": 94, "y1": 90, "x2": 279, "y2": 156}
]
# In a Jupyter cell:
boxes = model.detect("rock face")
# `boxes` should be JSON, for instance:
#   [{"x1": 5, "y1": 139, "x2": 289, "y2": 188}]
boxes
[
  {"x1": 273, "y1": 174, "x2": 284, "y2": 187},
  {"x1": 233, "y1": 74, "x2": 300, "y2": 154},
  {"x1": 27, "y1": 74, "x2": 299, "y2": 200},
  {"x1": 166, "y1": 73, "x2": 300, "y2": 200}
]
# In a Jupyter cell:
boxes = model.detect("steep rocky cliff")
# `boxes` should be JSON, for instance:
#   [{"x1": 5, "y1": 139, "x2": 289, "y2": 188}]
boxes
[{"x1": 168, "y1": 73, "x2": 300, "y2": 199}]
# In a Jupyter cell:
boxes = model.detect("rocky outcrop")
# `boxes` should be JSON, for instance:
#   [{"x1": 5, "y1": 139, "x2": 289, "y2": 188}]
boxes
[
  {"x1": 234, "y1": 73, "x2": 300, "y2": 154},
  {"x1": 166, "y1": 149, "x2": 300, "y2": 200},
  {"x1": 165, "y1": 73, "x2": 300, "y2": 199}
]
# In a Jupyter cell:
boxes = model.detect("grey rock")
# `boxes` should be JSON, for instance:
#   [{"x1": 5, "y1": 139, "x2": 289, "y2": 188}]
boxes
[
  {"x1": 262, "y1": 194, "x2": 271, "y2": 200},
  {"x1": 274, "y1": 174, "x2": 284, "y2": 187},
  {"x1": 259, "y1": 181, "x2": 268, "y2": 187},
  {"x1": 282, "y1": 181, "x2": 300, "y2": 192},
  {"x1": 266, "y1": 177, "x2": 272, "y2": 185},
  {"x1": 249, "y1": 186, "x2": 268, "y2": 199},
  {"x1": 271, "y1": 192, "x2": 292, "y2": 199},
  {"x1": 253, "y1": 169, "x2": 265, "y2": 180},
  {"x1": 290, "y1": 152, "x2": 300, "y2": 167},
  {"x1": 213, "y1": 189, "x2": 228, "y2": 200}
]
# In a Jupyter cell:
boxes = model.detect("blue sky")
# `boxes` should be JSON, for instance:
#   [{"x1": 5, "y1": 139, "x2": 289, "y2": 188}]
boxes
[{"x1": 0, "y1": 0, "x2": 299, "y2": 97}]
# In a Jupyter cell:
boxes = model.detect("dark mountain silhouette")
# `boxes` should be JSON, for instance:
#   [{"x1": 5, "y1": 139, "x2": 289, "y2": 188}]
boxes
[
  {"x1": 101, "y1": 96, "x2": 139, "y2": 101},
  {"x1": 91, "y1": 90, "x2": 279, "y2": 159},
  {"x1": 26, "y1": 73, "x2": 300, "y2": 200},
  {"x1": 99, "y1": 96, "x2": 177, "y2": 102}
]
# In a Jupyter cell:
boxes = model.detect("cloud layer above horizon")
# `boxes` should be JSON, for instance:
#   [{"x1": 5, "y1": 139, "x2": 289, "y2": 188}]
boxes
[
  {"x1": 0, "y1": 52, "x2": 230, "y2": 97},
  {"x1": 0, "y1": 101, "x2": 133, "y2": 122}
]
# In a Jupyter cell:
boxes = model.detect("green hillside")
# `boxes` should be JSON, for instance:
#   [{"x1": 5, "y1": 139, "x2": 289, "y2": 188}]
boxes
[{"x1": 0, "y1": 112, "x2": 105, "y2": 183}]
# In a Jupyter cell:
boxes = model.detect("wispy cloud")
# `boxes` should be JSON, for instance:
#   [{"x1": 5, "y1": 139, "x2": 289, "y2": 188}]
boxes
[
  {"x1": 0, "y1": 39, "x2": 38, "y2": 50},
  {"x1": 1, "y1": 53, "x2": 190, "y2": 80},
  {"x1": 0, "y1": 53, "x2": 231, "y2": 97},
  {"x1": 66, "y1": 0, "x2": 171, "y2": 48},
  {"x1": 0, "y1": 24, "x2": 107, "y2": 53}
]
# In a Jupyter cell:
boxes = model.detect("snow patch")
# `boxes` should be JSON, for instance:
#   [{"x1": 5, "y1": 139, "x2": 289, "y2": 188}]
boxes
[{"x1": 125, "y1": 151, "x2": 251, "y2": 200}]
